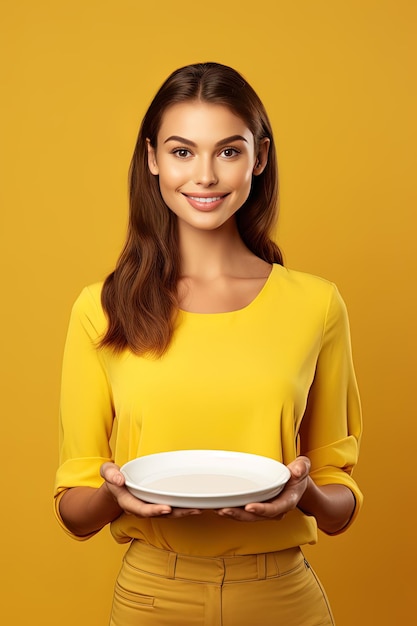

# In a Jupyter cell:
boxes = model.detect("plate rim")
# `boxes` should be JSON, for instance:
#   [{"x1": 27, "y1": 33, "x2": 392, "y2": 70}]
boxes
[{"x1": 121, "y1": 449, "x2": 290, "y2": 500}]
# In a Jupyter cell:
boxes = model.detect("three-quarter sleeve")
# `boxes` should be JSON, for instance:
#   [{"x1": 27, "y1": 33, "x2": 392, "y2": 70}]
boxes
[
  {"x1": 299, "y1": 284, "x2": 363, "y2": 532},
  {"x1": 54, "y1": 286, "x2": 114, "y2": 538}
]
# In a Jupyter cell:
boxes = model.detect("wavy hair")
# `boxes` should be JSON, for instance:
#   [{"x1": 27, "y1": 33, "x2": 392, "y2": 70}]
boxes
[{"x1": 100, "y1": 62, "x2": 283, "y2": 355}]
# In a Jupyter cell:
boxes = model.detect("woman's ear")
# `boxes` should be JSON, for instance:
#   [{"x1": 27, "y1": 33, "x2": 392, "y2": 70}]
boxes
[
  {"x1": 147, "y1": 139, "x2": 159, "y2": 175},
  {"x1": 253, "y1": 138, "x2": 270, "y2": 176}
]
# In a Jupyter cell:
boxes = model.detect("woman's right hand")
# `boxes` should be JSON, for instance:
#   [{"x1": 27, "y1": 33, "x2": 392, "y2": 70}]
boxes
[{"x1": 100, "y1": 462, "x2": 202, "y2": 519}]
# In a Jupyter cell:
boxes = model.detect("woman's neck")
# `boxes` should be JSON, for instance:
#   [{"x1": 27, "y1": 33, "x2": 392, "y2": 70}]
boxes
[
  {"x1": 176, "y1": 218, "x2": 272, "y2": 313},
  {"x1": 178, "y1": 218, "x2": 259, "y2": 280}
]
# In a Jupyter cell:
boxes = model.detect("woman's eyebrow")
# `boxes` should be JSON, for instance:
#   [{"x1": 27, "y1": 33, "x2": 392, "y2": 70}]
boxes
[
  {"x1": 163, "y1": 135, "x2": 248, "y2": 147},
  {"x1": 214, "y1": 135, "x2": 248, "y2": 147}
]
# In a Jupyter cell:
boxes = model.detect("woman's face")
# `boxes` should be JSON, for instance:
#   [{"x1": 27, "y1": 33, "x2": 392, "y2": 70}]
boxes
[{"x1": 147, "y1": 101, "x2": 268, "y2": 233}]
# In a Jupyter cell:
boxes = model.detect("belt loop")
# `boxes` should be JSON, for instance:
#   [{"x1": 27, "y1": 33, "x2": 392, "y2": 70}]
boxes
[
  {"x1": 167, "y1": 551, "x2": 177, "y2": 579},
  {"x1": 257, "y1": 553, "x2": 266, "y2": 580}
]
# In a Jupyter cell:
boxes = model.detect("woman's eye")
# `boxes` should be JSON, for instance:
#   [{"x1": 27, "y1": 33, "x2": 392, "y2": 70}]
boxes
[
  {"x1": 173, "y1": 148, "x2": 192, "y2": 158},
  {"x1": 220, "y1": 147, "x2": 240, "y2": 158}
]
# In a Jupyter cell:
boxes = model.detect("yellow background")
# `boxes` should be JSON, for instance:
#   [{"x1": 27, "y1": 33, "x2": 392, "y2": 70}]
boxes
[{"x1": 1, "y1": 1, "x2": 415, "y2": 624}]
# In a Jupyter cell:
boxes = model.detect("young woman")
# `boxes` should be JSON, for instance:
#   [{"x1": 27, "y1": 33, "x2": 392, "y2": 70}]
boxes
[{"x1": 54, "y1": 62, "x2": 362, "y2": 625}]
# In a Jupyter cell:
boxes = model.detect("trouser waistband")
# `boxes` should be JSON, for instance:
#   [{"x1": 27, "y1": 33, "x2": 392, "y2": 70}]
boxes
[{"x1": 125, "y1": 540, "x2": 303, "y2": 584}]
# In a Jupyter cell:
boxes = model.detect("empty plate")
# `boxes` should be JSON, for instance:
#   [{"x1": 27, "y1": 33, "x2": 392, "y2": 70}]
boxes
[{"x1": 121, "y1": 450, "x2": 290, "y2": 508}]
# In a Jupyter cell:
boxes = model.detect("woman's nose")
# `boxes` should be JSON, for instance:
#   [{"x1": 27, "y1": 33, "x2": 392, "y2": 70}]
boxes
[{"x1": 193, "y1": 156, "x2": 218, "y2": 186}]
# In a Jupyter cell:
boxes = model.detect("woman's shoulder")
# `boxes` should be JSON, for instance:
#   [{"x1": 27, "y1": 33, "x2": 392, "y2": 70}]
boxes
[
  {"x1": 270, "y1": 265, "x2": 348, "y2": 324},
  {"x1": 272, "y1": 264, "x2": 337, "y2": 296},
  {"x1": 72, "y1": 281, "x2": 104, "y2": 308},
  {"x1": 267, "y1": 266, "x2": 349, "y2": 336},
  {"x1": 70, "y1": 282, "x2": 106, "y2": 334}
]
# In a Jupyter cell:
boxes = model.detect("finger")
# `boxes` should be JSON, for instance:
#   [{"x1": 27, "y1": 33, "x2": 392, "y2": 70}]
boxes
[
  {"x1": 288, "y1": 456, "x2": 311, "y2": 479},
  {"x1": 138, "y1": 503, "x2": 172, "y2": 517},
  {"x1": 216, "y1": 508, "x2": 259, "y2": 521},
  {"x1": 216, "y1": 507, "x2": 282, "y2": 522},
  {"x1": 119, "y1": 494, "x2": 172, "y2": 517},
  {"x1": 166, "y1": 508, "x2": 202, "y2": 518},
  {"x1": 100, "y1": 462, "x2": 125, "y2": 486},
  {"x1": 244, "y1": 502, "x2": 284, "y2": 518}
]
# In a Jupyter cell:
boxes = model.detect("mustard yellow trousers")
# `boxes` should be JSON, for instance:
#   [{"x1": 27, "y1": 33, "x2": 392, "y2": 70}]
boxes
[{"x1": 109, "y1": 540, "x2": 335, "y2": 626}]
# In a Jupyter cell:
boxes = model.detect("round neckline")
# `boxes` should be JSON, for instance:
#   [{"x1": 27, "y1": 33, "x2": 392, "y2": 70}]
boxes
[{"x1": 178, "y1": 264, "x2": 276, "y2": 316}]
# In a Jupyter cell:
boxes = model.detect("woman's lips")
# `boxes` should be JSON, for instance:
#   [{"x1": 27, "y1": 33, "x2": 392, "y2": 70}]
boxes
[{"x1": 183, "y1": 193, "x2": 228, "y2": 211}]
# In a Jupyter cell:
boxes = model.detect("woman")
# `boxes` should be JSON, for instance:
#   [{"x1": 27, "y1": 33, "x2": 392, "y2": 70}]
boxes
[{"x1": 54, "y1": 62, "x2": 362, "y2": 625}]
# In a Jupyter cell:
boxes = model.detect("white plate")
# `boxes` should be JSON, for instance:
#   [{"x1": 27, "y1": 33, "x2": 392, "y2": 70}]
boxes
[{"x1": 121, "y1": 450, "x2": 290, "y2": 508}]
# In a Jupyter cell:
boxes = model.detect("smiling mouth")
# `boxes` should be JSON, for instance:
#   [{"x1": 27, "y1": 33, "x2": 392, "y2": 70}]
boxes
[
  {"x1": 187, "y1": 195, "x2": 223, "y2": 204},
  {"x1": 183, "y1": 192, "x2": 229, "y2": 202},
  {"x1": 181, "y1": 193, "x2": 230, "y2": 212}
]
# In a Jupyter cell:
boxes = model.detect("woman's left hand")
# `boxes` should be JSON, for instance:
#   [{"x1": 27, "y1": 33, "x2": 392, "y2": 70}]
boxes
[{"x1": 216, "y1": 456, "x2": 311, "y2": 522}]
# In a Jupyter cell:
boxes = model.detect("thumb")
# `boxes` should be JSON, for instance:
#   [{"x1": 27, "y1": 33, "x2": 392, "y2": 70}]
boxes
[
  {"x1": 100, "y1": 462, "x2": 124, "y2": 486},
  {"x1": 289, "y1": 456, "x2": 311, "y2": 480}
]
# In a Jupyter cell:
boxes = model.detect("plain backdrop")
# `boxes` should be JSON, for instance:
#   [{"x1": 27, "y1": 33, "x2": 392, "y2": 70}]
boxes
[{"x1": 1, "y1": 1, "x2": 416, "y2": 624}]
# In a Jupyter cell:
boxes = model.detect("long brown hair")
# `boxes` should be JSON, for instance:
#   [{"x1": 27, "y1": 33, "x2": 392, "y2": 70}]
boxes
[{"x1": 100, "y1": 62, "x2": 283, "y2": 356}]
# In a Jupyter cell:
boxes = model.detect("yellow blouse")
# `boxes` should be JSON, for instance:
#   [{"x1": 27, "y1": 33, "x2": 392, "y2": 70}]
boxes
[{"x1": 54, "y1": 264, "x2": 362, "y2": 556}]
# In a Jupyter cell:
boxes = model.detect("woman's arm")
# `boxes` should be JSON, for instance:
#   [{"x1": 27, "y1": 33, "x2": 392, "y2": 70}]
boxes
[
  {"x1": 59, "y1": 462, "x2": 202, "y2": 537},
  {"x1": 217, "y1": 456, "x2": 355, "y2": 532},
  {"x1": 59, "y1": 484, "x2": 124, "y2": 537},
  {"x1": 297, "y1": 473, "x2": 356, "y2": 534}
]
